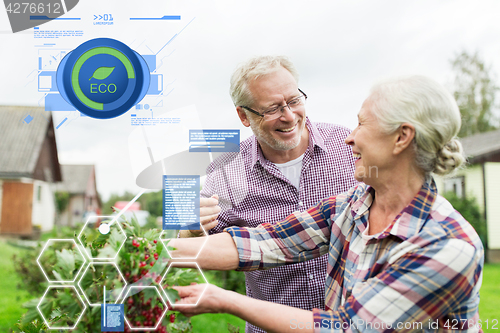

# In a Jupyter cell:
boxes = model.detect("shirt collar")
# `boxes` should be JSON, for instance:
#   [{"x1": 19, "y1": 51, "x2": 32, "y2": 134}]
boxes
[
  {"x1": 250, "y1": 117, "x2": 326, "y2": 170},
  {"x1": 353, "y1": 176, "x2": 438, "y2": 241}
]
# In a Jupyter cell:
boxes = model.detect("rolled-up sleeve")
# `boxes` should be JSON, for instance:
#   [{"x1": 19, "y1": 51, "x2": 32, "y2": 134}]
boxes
[{"x1": 225, "y1": 196, "x2": 336, "y2": 271}]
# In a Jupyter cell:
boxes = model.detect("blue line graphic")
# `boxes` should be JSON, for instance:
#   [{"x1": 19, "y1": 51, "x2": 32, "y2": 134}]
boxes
[
  {"x1": 130, "y1": 15, "x2": 181, "y2": 20},
  {"x1": 56, "y1": 117, "x2": 68, "y2": 129},
  {"x1": 30, "y1": 16, "x2": 81, "y2": 20}
]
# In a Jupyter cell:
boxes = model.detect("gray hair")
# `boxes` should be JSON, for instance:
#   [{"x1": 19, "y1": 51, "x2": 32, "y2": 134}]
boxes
[
  {"x1": 229, "y1": 56, "x2": 299, "y2": 107},
  {"x1": 368, "y1": 75, "x2": 465, "y2": 176}
]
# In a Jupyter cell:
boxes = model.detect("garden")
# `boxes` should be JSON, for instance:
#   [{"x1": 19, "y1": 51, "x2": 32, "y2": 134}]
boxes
[{"x1": 0, "y1": 215, "x2": 246, "y2": 333}]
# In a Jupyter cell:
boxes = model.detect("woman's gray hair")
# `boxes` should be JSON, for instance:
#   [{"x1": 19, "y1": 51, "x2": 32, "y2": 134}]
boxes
[
  {"x1": 229, "y1": 56, "x2": 299, "y2": 107},
  {"x1": 368, "y1": 75, "x2": 465, "y2": 176}
]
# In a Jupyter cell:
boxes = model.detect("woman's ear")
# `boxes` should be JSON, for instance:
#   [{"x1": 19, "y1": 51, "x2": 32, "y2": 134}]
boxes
[{"x1": 394, "y1": 123, "x2": 416, "y2": 155}]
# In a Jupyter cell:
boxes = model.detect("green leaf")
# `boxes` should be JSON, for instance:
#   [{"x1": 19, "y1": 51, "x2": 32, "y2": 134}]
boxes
[
  {"x1": 89, "y1": 66, "x2": 115, "y2": 80},
  {"x1": 142, "y1": 287, "x2": 158, "y2": 303},
  {"x1": 109, "y1": 227, "x2": 125, "y2": 251},
  {"x1": 54, "y1": 248, "x2": 75, "y2": 279},
  {"x1": 165, "y1": 288, "x2": 180, "y2": 304}
]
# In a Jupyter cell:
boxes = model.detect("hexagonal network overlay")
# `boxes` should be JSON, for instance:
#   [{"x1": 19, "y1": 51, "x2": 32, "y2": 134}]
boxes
[
  {"x1": 160, "y1": 262, "x2": 208, "y2": 306},
  {"x1": 37, "y1": 285, "x2": 87, "y2": 330},
  {"x1": 77, "y1": 215, "x2": 127, "y2": 261},
  {"x1": 36, "y1": 239, "x2": 87, "y2": 283},
  {"x1": 121, "y1": 286, "x2": 168, "y2": 330},
  {"x1": 78, "y1": 261, "x2": 127, "y2": 307},
  {"x1": 159, "y1": 224, "x2": 208, "y2": 259}
]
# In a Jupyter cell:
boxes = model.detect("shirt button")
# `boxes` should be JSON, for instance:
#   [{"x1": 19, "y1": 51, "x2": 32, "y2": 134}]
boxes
[
  {"x1": 299, "y1": 201, "x2": 303, "y2": 206},
  {"x1": 309, "y1": 274, "x2": 314, "y2": 280}
]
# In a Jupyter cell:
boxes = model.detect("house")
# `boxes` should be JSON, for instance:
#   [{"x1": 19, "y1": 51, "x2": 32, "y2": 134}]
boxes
[
  {"x1": 56, "y1": 164, "x2": 101, "y2": 227},
  {"x1": 0, "y1": 106, "x2": 62, "y2": 236},
  {"x1": 435, "y1": 129, "x2": 500, "y2": 263}
]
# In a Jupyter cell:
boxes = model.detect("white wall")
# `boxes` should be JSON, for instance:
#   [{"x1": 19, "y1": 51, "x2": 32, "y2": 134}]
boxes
[
  {"x1": 31, "y1": 180, "x2": 56, "y2": 232},
  {"x1": 485, "y1": 163, "x2": 500, "y2": 249}
]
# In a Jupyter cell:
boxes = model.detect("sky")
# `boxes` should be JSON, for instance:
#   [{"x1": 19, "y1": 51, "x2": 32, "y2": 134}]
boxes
[{"x1": 0, "y1": 0, "x2": 499, "y2": 201}]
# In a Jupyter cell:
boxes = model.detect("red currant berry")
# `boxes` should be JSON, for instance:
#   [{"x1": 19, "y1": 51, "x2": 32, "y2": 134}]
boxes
[{"x1": 169, "y1": 313, "x2": 175, "y2": 323}]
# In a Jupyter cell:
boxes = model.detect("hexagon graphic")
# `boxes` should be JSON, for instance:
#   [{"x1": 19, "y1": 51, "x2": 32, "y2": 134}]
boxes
[
  {"x1": 159, "y1": 262, "x2": 208, "y2": 307},
  {"x1": 36, "y1": 239, "x2": 86, "y2": 283},
  {"x1": 37, "y1": 285, "x2": 87, "y2": 330},
  {"x1": 121, "y1": 286, "x2": 168, "y2": 330},
  {"x1": 77, "y1": 215, "x2": 127, "y2": 261},
  {"x1": 159, "y1": 224, "x2": 208, "y2": 259},
  {"x1": 78, "y1": 261, "x2": 127, "y2": 307}
]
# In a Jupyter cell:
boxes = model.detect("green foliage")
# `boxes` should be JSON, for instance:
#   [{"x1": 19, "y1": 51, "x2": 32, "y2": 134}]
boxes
[
  {"x1": 12, "y1": 245, "x2": 48, "y2": 295},
  {"x1": 450, "y1": 50, "x2": 499, "y2": 137},
  {"x1": 54, "y1": 191, "x2": 70, "y2": 214},
  {"x1": 13, "y1": 319, "x2": 47, "y2": 333},
  {"x1": 444, "y1": 192, "x2": 487, "y2": 248},
  {"x1": 12, "y1": 216, "x2": 197, "y2": 333}
]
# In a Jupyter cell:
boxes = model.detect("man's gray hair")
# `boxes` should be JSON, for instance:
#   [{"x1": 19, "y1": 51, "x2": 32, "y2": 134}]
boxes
[
  {"x1": 368, "y1": 75, "x2": 465, "y2": 176},
  {"x1": 229, "y1": 56, "x2": 299, "y2": 107}
]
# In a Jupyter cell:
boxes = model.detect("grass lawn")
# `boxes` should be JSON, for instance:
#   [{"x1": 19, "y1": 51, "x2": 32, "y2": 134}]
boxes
[
  {"x1": 192, "y1": 313, "x2": 246, "y2": 332},
  {"x1": 479, "y1": 263, "x2": 500, "y2": 332},
  {"x1": 0, "y1": 240, "x2": 31, "y2": 332}
]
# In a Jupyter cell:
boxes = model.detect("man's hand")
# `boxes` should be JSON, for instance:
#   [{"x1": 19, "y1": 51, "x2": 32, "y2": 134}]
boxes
[{"x1": 179, "y1": 195, "x2": 221, "y2": 237}]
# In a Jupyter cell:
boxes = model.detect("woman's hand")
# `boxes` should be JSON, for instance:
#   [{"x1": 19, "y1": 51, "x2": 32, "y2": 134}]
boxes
[{"x1": 173, "y1": 283, "x2": 230, "y2": 317}]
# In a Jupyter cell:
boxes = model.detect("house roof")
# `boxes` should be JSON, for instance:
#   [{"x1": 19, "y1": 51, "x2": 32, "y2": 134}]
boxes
[
  {"x1": 460, "y1": 129, "x2": 500, "y2": 163},
  {"x1": 58, "y1": 164, "x2": 94, "y2": 194},
  {"x1": 0, "y1": 106, "x2": 53, "y2": 178}
]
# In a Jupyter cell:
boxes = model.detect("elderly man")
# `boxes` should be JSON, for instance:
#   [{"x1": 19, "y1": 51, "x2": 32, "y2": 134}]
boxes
[{"x1": 180, "y1": 56, "x2": 356, "y2": 333}]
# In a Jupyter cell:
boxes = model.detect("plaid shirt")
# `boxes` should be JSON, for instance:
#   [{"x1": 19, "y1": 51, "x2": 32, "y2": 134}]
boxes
[
  {"x1": 202, "y1": 118, "x2": 357, "y2": 333},
  {"x1": 226, "y1": 180, "x2": 484, "y2": 333}
]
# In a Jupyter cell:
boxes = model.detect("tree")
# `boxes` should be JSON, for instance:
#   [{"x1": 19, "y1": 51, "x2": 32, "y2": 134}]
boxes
[{"x1": 450, "y1": 51, "x2": 499, "y2": 137}]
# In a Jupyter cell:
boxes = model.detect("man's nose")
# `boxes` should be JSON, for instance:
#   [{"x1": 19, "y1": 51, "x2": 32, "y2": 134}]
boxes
[{"x1": 279, "y1": 105, "x2": 296, "y2": 122}]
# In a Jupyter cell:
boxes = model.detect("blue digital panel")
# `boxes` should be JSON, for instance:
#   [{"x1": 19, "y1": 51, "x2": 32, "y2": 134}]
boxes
[
  {"x1": 45, "y1": 93, "x2": 77, "y2": 111},
  {"x1": 189, "y1": 129, "x2": 240, "y2": 152},
  {"x1": 38, "y1": 71, "x2": 58, "y2": 92},
  {"x1": 142, "y1": 54, "x2": 156, "y2": 72},
  {"x1": 147, "y1": 74, "x2": 163, "y2": 95},
  {"x1": 101, "y1": 304, "x2": 124, "y2": 332},
  {"x1": 163, "y1": 175, "x2": 200, "y2": 230}
]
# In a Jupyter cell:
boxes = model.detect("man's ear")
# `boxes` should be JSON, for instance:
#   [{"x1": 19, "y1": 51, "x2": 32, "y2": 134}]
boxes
[
  {"x1": 236, "y1": 107, "x2": 251, "y2": 127},
  {"x1": 394, "y1": 123, "x2": 416, "y2": 155}
]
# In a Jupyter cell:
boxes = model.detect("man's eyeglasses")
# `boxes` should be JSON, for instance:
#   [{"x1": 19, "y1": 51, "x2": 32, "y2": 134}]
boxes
[{"x1": 240, "y1": 89, "x2": 307, "y2": 121}]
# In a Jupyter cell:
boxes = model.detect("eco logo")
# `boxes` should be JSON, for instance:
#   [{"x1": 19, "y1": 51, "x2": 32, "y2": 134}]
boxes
[
  {"x1": 3, "y1": 0, "x2": 79, "y2": 33},
  {"x1": 57, "y1": 38, "x2": 150, "y2": 119}
]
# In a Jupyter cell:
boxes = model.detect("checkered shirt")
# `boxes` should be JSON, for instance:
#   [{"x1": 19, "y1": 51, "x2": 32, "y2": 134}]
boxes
[
  {"x1": 202, "y1": 118, "x2": 357, "y2": 333},
  {"x1": 225, "y1": 179, "x2": 484, "y2": 333}
]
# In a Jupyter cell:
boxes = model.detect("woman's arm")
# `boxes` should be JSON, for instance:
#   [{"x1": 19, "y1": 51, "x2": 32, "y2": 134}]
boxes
[
  {"x1": 169, "y1": 232, "x2": 239, "y2": 270},
  {"x1": 174, "y1": 284, "x2": 314, "y2": 333}
]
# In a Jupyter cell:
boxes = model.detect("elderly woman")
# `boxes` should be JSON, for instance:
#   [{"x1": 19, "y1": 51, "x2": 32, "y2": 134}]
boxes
[{"x1": 169, "y1": 76, "x2": 483, "y2": 333}]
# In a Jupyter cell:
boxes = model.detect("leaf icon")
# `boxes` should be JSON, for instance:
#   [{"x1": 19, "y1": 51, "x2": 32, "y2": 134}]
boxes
[{"x1": 89, "y1": 66, "x2": 115, "y2": 80}]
